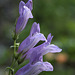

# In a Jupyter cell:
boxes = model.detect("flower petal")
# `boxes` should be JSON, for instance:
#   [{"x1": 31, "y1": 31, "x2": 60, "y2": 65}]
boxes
[
  {"x1": 26, "y1": 43, "x2": 62, "y2": 63},
  {"x1": 30, "y1": 22, "x2": 40, "y2": 36},
  {"x1": 25, "y1": 42, "x2": 45, "y2": 60},
  {"x1": 19, "y1": 1, "x2": 25, "y2": 15},
  {"x1": 23, "y1": 62, "x2": 53, "y2": 75},
  {"x1": 17, "y1": 33, "x2": 46, "y2": 53},
  {"x1": 15, "y1": 62, "x2": 53, "y2": 75},
  {"x1": 23, "y1": 5, "x2": 33, "y2": 19},
  {"x1": 42, "y1": 44, "x2": 62, "y2": 55},
  {"x1": 25, "y1": 0, "x2": 33, "y2": 11},
  {"x1": 16, "y1": 16, "x2": 26, "y2": 34},
  {"x1": 47, "y1": 33, "x2": 53, "y2": 43}
]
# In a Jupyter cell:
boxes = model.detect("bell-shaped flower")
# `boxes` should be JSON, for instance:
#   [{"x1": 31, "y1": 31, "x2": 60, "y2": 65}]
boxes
[
  {"x1": 17, "y1": 22, "x2": 46, "y2": 53},
  {"x1": 16, "y1": 0, "x2": 33, "y2": 34},
  {"x1": 25, "y1": 33, "x2": 62, "y2": 63},
  {"x1": 15, "y1": 61, "x2": 53, "y2": 75}
]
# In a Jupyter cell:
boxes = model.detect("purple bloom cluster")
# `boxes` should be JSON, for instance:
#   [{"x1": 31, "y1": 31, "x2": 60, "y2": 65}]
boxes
[{"x1": 15, "y1": 0, "x2": 62, "y2": 75}]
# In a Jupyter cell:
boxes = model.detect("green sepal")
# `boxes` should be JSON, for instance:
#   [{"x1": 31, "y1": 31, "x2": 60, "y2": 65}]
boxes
[
  {"x1": 14, "y1": 60, "x2": 29, "y2": 74},
  {"x1": 10, "y1": 43, "x2": 20, "y2": 48},
  {"x1": 6, "y1": 67, "x2": 14, "y2": 74},
  {"x1": 17, "y1": 56, "x2": 26, "y2": 65},
  {"x1": 13, "y1": 33, "x2": 19, "y2": 40}
]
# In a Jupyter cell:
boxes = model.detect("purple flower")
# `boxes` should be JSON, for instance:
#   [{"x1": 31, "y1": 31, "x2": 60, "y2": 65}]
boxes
[
  {"x1": 15, "y1": 61, "x2": 53, "y2": 75},
  {"x1": 16, "y1": 0, "x2": 33, "y2": 34},
  {"x1": 17, "y1": 22, "x2": 46, "y2": 53},
  {"x1": 25, "y1": 33, "x2": 62, "y2": 64}
]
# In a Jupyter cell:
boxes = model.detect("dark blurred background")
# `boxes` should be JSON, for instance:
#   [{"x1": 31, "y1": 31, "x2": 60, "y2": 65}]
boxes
[{"x1": 0, "y1": 0, "x2": 75, "y2": 75}]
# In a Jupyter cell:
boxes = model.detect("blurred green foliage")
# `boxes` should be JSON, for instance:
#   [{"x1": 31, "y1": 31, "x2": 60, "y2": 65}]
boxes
[{"x1": 0, "y1": 0, "x2": 75, "y2": 75}]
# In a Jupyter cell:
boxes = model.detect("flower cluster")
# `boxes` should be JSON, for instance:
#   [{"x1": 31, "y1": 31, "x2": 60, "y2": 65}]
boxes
[{"x1": 15, "y1": 0, "x2": 62, "y2": 75}]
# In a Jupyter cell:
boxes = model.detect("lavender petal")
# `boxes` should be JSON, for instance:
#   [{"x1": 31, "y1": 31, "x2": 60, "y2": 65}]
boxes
[
  {"x1": 47, "y1": 33, "x2": 53, "y2": 43},
  {"x1": 15, "y1": 62, "x2": 53, "y2": 75},
  {"x1": 30, "y1": 22, "x2": 40, "y2": 36},
  {"x1": 18, "y1": 33, "x2": 46, "y2": 53},
  {"x1": 26, "y1": 0, "x2": 33, "y2": 11}
]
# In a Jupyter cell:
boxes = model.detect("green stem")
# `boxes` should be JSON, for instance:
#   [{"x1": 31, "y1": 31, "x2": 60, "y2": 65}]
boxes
[
  {"x1": 9, "y1": 70, "x2": 10, "y2": 75},
  {"x1": 8, "y1": 39, "x2": 17, "y2": 75},
  {"x1": 14, "y1": 40, "x2": 16, "y2": 55},
  {"x1": 11, "y1": 59, "x2": 15, "y2": 68},
  {"x1": 11, "y1": 39, "x2": 16, "y2": 68}
]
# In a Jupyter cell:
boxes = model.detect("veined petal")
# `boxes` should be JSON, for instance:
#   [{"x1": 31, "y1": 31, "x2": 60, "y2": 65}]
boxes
[
  {"x1": 41, "y1": 44, "x2": 62, "y2": 55},
  {"x1": 39, "y1": 56, "x2": 43, "y2": 62},
  {"x1": 19, "y1": 1, "x2": 25, "y2": 15},
  {"x1": 26, "y1": 0, "x2": 33, "y2": 11},
  {"x1": 47, "y1": 33, "x2": 53, "y2": 43},
  {"x1": 30, "y1": 22, "x2": 40, "y2": 35},
  {"x1": 23, "y1": 5, "x2": 33, "y2": 19},
  {"x1": 15, "y1": 62, "x2": 53, "y2": 75},
  {"x1": 29, "y1": 51, "x2": 42, "y2": 64},
  {"x1": 16, "y1": 16, "x2": 25, "y2": 34},
  {"x1": 25, "y1": 42, "x2": 45, "y2": 59},
  {"x1": 25, "y1": 43, "x2": 46, "y2": 64},
  {"x1": 17, "y1": 33, "x2": 46, "y2": 53},
  {"x1": 19, "y1": 1, "x2": 33, "y2": 18},
  {"x1": 23, "y1": 62, "x2": 53, "y2": 75},
  {"x1": 19, "y1": 0, "x2": 33, "y2": 15}
]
